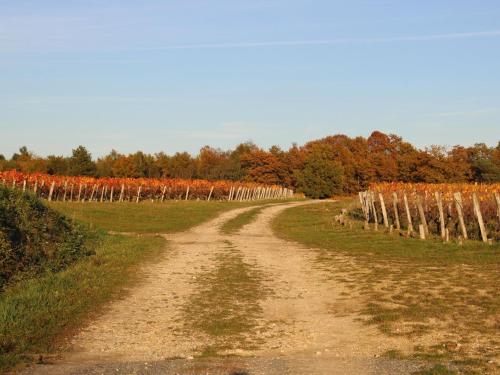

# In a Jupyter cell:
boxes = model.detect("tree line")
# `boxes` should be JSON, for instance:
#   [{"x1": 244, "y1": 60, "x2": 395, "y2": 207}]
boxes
[{"x1": 1, "y1": 131, "x2": 499, "y2": 198}]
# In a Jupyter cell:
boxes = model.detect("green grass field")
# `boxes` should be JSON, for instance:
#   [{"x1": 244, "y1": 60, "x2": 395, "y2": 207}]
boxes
[
  {"x1": 183, "y1": 240, "x2": 269, "y2": 356},
  {"x1": 49, "y1": 200, "x2": 293, "y2": 233},
  {"x1": 272, "y1": 201, "x2": 500, "y2": 375},
  {"x1": 49, "y1": 201, "x2": 238, "y2": 233},
  {"x1": 0, "y1": 233, "x2": 165, "y2": 370}
]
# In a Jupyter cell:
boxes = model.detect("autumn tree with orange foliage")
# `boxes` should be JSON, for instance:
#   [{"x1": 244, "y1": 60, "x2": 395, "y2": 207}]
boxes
[{"x1": 1, "y1": 131, "x2": 498, "y2": 198}]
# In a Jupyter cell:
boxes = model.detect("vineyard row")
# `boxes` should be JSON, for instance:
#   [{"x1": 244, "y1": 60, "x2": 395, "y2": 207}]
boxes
[
  {"x1": 0, "y1": 171, "x2": 294, "y2": 202},
  {"x1": 359, "y1": 184, "x2": 500, "y2": 243}
]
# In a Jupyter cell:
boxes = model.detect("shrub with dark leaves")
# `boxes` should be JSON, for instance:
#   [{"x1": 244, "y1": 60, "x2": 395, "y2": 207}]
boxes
[{"x1": 0, "y1": 186, "x2": 93, "y2": 289}]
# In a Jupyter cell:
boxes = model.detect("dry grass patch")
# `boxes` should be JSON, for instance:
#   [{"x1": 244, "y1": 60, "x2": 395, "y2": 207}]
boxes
[
  {"x1": 273, "y1": 201, "x2": 500, "y2": 374},
  {"x1": 182, "y1": 241, "x2": 271, "y2": 355}
]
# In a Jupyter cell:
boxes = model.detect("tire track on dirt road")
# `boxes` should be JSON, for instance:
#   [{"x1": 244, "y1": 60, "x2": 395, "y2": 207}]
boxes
[
  {"x1": 228, "y1": 202, "x2": 418, "y2": 374},
  {"x1": 23, "y1": 201, "x2": 420, "y2": 374}
]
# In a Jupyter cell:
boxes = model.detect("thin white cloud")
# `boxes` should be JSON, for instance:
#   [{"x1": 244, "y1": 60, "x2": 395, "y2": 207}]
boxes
[
  {"x1": 145, "y1": 30, "x2": 500, "y2": 50},
  {"x1": 429, "y1": 108, "x2": 500, "y2": 117},
  {"x1": 8, "y1": 96, "x2": 172, "y2": 104}
]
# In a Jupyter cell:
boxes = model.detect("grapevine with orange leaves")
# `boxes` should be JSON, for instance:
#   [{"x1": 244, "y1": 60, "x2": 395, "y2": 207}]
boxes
[
  {"x1": 365, "y1": 182, "x2": 499, "y2": 242},
  {"x1": 0, "y1": 170, "x2": 292, "y2": 202}
]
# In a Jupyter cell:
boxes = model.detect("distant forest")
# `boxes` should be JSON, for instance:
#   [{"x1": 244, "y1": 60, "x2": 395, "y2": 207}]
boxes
[{"x1": 1, "y1": 131, "x2": 499, "y2": 198}]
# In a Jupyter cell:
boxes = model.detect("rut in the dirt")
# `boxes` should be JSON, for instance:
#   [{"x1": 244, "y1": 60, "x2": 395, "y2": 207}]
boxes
[{"x1": 22, "y1": 202, "x2": 418, "y2": 375}]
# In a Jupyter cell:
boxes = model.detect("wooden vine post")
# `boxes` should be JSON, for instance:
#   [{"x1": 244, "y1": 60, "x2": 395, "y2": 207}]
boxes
[
  {"x1": 453, "y1": 192, "x2": 468, "y2": 240},
  {"x1": 119, "y1": 184, "x2": 125, "y2": 202},
  {"x1": 403, "y1": 193, "x2": 414, "y2": 234},
  {"x1": 136, "y1": 186, "x2": 142, "y2": 203},
  {"x1": 63, "y1": 181, "x2": 68, "y2": 201},
  {"x1": 419, "y1": 224, "x2": 426, "y2": 240},
  {"x1": 48, "y1": 181, "x2": 55, "y2": 201},
  {"x1": 495, "y1": 192, "x2": 500, "y2": 219},
  {"x1": 160, "y1": 186, "x2": 167, "y2": 202},
  {"x1": 359, "y1": 192, "x2": 366, "y2": 221},
  {"x1": 416, "y1": 195, "x2": 429, "y2": 236},
  {"x1": 185, "y1": 186, "x2": 190, "y2": 201},
  {"x1": 435, "y1": 191, "x2": 446, "y2": 239},
  {"x1": 392, "y1": 192, "x2": 401, "y2": 230},
  {"x1": 81, "y1": 184, "x2": 87, "y2": 202},
  {"x1": 110, "y1": 186, "x2": 114, "y2": 202},
  {"x1": 360, "y1": 192, "x2": 371, "y2": 227},
  {"x1": 370, "y1": 191, "x2": 379, "y2": 230},
  {"x1": 378, "y1": 193, "x2": 389, "y2": 228},
  {"x1": 89, "y1": 185, "x2": 97, "y2": 202},
  {"x1": 358, "y1": 192, "x2": 366, "y2": 220},
  {"x1": 472, "y1": 192, "x2": 488, "y2": 243},
  {"x1": 207, "y1": 186, "x2": 214, "y2": 201}
]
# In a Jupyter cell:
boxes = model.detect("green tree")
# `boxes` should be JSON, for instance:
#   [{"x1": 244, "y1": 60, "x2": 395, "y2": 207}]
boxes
[
  {"x1": 68, "y1": 146, "x2": 96, "y2": 176},
  {"x1": 96, "y1": 150, "x2": 121, "y2": 177},
  {"x1": 169, "y1": 152, "x2": 197, "y2": 179},
  {"x1": 197, "y1": 146, "x2": 229, "y2": 180},
  {"x1": 46, "y1": 155, "x2": 69, "y2": 175},
  {"x1": 154, "y1": 152, "x2": 170, "y2": 178},
  {"x1": 0, "y1": 154, "x2": 6, "y2": 172},
  {"x1": 11, "y1": 146, "x2": 31, "y2": 161},
  {"x1": 468, "y1": 143, "x2": 500, "y2": 182},
  {"x1": 294, "y1": 144, "x2": 344, "y2": 199},
  {"x1": 472, "y1": 159, "x2": 500, "y2": 182}
]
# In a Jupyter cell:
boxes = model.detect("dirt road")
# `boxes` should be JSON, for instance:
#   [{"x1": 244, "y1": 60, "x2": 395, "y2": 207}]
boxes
[{"x1": 23, "y1": 202, "x2": 420, "y2": 374}]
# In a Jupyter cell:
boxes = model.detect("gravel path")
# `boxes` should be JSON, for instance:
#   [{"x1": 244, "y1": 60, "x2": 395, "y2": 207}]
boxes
[{"x1": 21, "y1": 202, "x2": 420, "y2": 375}]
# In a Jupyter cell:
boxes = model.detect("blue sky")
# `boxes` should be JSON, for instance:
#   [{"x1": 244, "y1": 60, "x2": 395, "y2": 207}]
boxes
[{"x1": 1, "y1": 0, "x2": 499, "y2": 157}]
